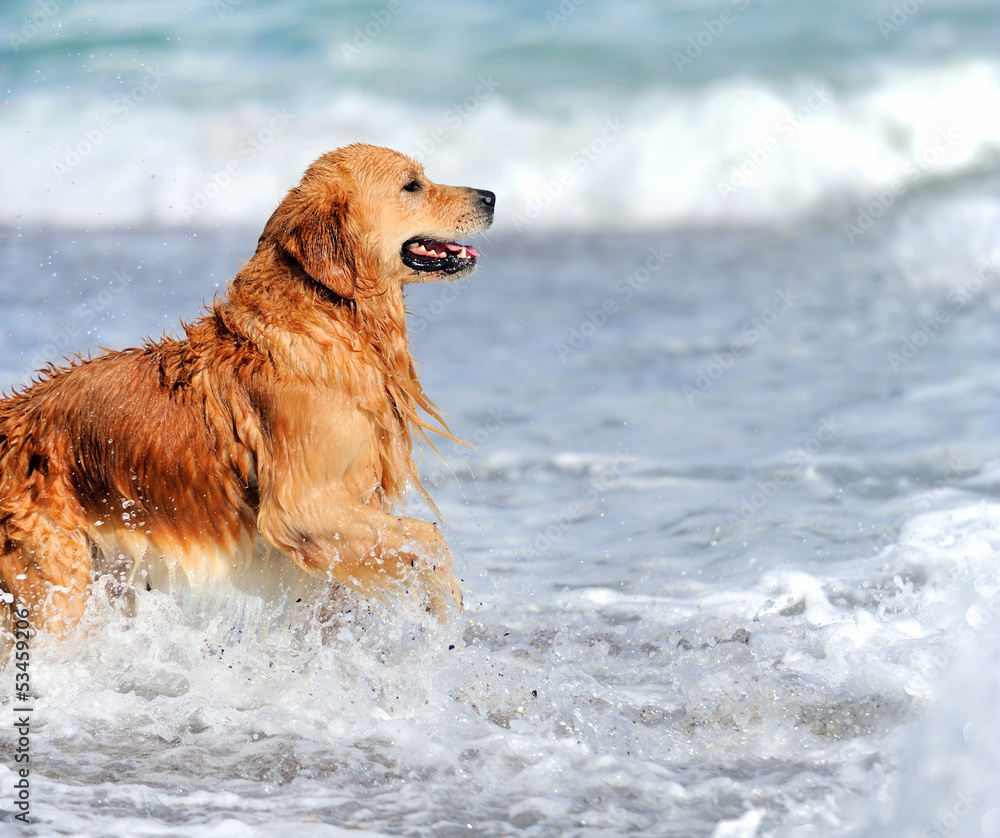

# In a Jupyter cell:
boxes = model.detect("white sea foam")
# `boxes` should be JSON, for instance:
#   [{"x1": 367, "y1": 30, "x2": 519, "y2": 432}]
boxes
[
  {"x1": 3, "y1": 496, "x2": 998, "y2": 836},
  {"x1": 2, "y1": 216, "x2": 1000, "y2": 833},
  {"x1": 4, "y1": 61, "x2": 1000, "y2": 233}
]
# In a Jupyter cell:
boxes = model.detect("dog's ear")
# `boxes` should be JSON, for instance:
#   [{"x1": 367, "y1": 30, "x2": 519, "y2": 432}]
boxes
[{"x1": 264, "y1": 189, "x2": 357, "y2": 300}]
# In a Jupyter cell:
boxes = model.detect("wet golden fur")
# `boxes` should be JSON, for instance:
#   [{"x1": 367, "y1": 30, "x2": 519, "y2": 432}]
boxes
[{"x1": 0, "y1": 143, "x2": 495, "y2": 639}]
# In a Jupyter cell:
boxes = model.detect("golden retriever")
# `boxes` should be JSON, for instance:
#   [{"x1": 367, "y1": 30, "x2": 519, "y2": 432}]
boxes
[{"x1": 0, "y1": 143, "x2": 495, "y2": 639}]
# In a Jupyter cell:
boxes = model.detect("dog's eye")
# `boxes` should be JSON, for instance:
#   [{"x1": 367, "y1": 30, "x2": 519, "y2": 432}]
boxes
[{"x1": 402, "y1": 180, "x2": 422, "y2": 193}]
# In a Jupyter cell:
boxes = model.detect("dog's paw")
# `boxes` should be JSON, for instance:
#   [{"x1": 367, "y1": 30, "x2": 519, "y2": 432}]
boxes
[{"x1": 402, "y1": 553, "x2": 463, "y2": 622}]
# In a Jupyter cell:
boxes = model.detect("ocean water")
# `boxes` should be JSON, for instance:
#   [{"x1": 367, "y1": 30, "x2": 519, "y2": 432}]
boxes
[{"x1": 2, "y1": 1, "x2": 1000, "y2": 836}]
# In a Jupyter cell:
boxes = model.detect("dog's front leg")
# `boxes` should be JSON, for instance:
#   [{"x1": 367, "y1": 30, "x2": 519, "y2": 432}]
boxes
[{"x1": 257, "y1": 486, "x2": 463, "y2": 620}]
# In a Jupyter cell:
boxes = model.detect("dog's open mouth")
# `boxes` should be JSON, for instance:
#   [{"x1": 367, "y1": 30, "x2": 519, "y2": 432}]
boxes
[{"x1": 401, "y1": 239, "x2": 480, "y2": 274}]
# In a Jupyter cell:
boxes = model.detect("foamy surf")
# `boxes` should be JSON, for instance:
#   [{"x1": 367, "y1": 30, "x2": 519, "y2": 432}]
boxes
[
  {"x1": 3, "y1": 496, "x2": 999, "y2": 836},
  {"x1": 4, "y1": 61, "x2": 1000, "y2": 232},
  {"x1": 2, "y1": 214, "x2": 1000, "y2": 834}
]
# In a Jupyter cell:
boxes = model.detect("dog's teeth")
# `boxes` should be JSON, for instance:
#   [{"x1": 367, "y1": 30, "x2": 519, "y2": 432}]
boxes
[{"x1": 458, "y1": 247, "x2": 468, "y2": 258}]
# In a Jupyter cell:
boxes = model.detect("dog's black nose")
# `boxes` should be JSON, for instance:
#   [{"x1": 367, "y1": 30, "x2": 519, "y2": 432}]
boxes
[{"x1": 476, "y1": 189, "x2": 496, "y2": 211}]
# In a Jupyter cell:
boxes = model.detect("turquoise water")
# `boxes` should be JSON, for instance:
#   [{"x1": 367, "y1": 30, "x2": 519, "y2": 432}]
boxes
[
  {"x1": 7, "y1": 0, "x2": 1000, "y2": 101},
  {"x1": 4, "y1": 0, "x2": 1000, "y2": 229}
]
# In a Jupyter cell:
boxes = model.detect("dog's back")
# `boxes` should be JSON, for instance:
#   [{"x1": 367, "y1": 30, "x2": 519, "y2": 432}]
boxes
[{"x1": 0, "y1": 319, "x2": 262, "y2": 635}]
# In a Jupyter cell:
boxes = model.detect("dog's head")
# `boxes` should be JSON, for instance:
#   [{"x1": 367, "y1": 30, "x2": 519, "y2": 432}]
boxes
[{"x1": 261, "y1": 144, "x2": 495, "y2": 299}]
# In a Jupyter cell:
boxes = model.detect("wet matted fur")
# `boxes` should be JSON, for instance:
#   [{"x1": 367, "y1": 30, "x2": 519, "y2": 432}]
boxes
[{"x1": 0, "y1": 143, "x2": 495, "y2": 639}]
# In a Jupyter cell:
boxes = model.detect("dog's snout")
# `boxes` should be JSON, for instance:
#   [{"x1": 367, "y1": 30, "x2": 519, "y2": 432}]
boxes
[{"x1": 476, "y1": 189, "x2": 496, "y2": 213}]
